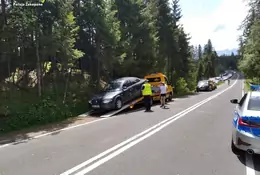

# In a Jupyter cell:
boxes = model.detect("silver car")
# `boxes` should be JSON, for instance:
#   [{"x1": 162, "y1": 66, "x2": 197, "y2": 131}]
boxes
[{"x1": 230, "y1": 91, "x2": 260, "y2": 155}]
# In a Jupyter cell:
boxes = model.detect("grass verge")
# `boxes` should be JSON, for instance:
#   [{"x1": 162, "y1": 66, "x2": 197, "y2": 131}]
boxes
[
  {"x1": 216, "y1": 81, "x2": 225, "y2": 86},
  {"x1": 244, "y1": 79, "x2": 251, "y2": 93}
]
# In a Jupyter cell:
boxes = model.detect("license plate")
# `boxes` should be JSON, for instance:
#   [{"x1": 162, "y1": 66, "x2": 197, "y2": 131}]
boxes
[{"x1": 92, "y1": 105, "x2": 100, "y2": 108}]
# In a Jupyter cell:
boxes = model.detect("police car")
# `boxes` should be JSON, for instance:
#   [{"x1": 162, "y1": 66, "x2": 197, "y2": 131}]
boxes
[{"x1": 230, "y1": 84, "x2": 260, "y2": 155}]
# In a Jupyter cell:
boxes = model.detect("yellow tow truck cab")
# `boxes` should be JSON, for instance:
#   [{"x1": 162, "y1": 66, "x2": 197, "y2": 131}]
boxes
[{"x1": 144, "y1": 73, "x2": 173, "y2": 101}]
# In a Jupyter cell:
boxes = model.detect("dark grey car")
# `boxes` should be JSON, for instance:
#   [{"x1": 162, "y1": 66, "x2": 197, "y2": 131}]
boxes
[
  {"x1": 196, "y1": 80, "x2": 210, "y2": 91},
  {"x1": 89, "y1": 77, "x2": 146, "y2": 111}
]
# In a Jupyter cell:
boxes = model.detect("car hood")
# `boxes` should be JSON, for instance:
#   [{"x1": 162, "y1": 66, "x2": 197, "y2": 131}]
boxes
[
  {"x1": 92, "y1": 91, "x2": 121, "y2": 100},
  {"x1": 197, "y1": 82, "x2": 208, "y2": 87}
]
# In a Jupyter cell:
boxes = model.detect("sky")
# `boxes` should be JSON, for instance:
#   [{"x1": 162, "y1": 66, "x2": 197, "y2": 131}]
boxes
[{"x1": 178, "y1": 0, "x2": 249, "y2": 51}]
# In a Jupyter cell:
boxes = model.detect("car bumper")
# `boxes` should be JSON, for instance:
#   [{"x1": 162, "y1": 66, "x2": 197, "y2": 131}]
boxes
[
  {"x1": 197, "y1": 86, "x2": 208, "y2": 91},
  {"x1": 232, "y1": 127, "x2": 260, "y2": 154},
  {"x1": 90, "y1": 102, "x2": 115, "y2": 111}
]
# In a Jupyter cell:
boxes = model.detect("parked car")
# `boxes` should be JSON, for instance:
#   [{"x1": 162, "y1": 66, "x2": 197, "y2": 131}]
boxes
[
  {"x1": 89, "y1": 77, "x2": 146, "y2": 111},
  {"x1": 209, "y1": 77, "x2": 221, "y2": 84},
  {"x1": 230, "y1": 90, "x2": 260, "y2": 155},
  {"x1": 196, "y1": 80, "x2": 217, "y2": 92}
]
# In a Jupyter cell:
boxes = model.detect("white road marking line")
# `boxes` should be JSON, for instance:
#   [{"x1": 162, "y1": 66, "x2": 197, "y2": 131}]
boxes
[
  {"x1": 246, "y1": 154, "x2": 255, "y2": 175},
  {"x1": 60, "y1": 96, "x2": 213, "y2": 175},
  {"x1": 0, "y1": 118, "x2": 107, "y2": 149},
  {"x1": 61, "y1": 76, "x2": 238, "y2": 175},
  {"x1": 0, "y1": 78, "x2": 227, "y2": 149},
  {"x1": 242, "y1": 79, "x2": 256, "y2": 175}
]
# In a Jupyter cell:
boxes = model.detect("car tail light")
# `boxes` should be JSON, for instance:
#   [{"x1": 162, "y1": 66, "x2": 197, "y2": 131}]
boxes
[{"x1": 238, "y1": 117, "x2": 260, "y2": 128}]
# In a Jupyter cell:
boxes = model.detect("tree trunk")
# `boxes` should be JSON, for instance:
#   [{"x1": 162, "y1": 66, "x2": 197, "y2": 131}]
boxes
[
  {"x1": 36, "y1": 28, "x2": 42, "y2": 97},
  {"x1": 1, "y1": 0, "x2": 7, "y2": 28},
  {"x1": 95, "y1": 31, "x2": 101, "y2": 87}
]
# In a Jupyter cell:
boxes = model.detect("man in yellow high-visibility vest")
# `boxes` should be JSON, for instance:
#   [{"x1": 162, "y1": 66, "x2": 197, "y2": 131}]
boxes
[{"x1": 141, "y1": 79, "x2": 153, "y2": 112}]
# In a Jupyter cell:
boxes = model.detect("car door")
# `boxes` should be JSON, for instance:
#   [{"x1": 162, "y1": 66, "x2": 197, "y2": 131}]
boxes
[
  {"x1": 126, "y1": 80, "x2": 136, "y2": 101},
  {"x1": 122, "y1": 81, "x2": 131, "y2": 103},
  {"x1": 131, "y1": 78, "x2": 141, "y2": 98}
]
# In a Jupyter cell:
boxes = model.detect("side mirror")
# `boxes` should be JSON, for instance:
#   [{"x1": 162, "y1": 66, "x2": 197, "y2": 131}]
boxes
[
  {"x1": 230, "y1": 99, "x2": 238, "y2": 104},
  {"x1": 122, "y1": 86, "x2": 127, "y2": 91}
]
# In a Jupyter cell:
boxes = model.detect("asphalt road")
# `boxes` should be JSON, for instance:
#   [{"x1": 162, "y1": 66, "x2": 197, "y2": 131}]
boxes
[{"x1": 0, "y1": 73, "x2": 260, "y2": 175}]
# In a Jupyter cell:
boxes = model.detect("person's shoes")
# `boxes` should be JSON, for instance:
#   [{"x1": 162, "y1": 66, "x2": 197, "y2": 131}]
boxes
[{"x1": 160, "y1": 105, "x2": 163, "y2": 107}]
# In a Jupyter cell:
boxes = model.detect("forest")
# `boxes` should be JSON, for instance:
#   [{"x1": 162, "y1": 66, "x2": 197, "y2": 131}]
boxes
[
  {"x1": 238, "y1": 0, "x2": 260, "y2": 84},
  {"x1": 0, "y1": 0, "x2": 239, "y2": 133}
]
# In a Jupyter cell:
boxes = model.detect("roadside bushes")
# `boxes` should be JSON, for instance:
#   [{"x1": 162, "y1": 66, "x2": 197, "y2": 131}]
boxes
[
  {"x1": 175, "y1": 77, "x2": 190, "y2": 95},
  {"x1": 0, "y1": 82, "x2": 93, "y2": 134},
  {"x1": 0, "y1": 92, "x2": 82, "y2": 133}
]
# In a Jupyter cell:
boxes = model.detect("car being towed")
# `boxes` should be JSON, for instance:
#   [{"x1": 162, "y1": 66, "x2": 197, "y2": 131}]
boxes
[
  {"x1": 196, "y1": 80, "x2": 216, "y2": 92},
  {"x1": 89, "y1": 77, "x2": 146, "y2": 111}
]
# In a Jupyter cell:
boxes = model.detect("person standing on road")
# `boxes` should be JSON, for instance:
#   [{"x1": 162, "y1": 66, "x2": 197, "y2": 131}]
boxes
[
  {"x1": 227, "y1": 79, "x2": 230, "y2": 85},
  {"x1": 141, "y1": 80, "x2": 153, "y2": 112},
  {"x1": 159, "y1": 82, "x2": 167, "y2": 108}
]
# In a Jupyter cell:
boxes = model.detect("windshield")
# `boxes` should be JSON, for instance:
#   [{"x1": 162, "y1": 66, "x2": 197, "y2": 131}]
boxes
[
  {"x1": 198, "y1": 81, "x2": 208, "y2": 85},
  {"x1": 147, "y1": 77, "x2": 161, "y2": 82},
  {"x1": 248, "y1": 96, "x2": 260, "y2": 111},
  {"x1": 103, "y1": 81, "x2": 122, "y2": 91}
]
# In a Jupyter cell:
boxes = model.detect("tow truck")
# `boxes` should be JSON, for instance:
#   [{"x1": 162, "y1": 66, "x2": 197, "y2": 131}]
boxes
[
  {"x1": 96, "y1": 73, "x2": 173, "y2": 117},
  {"x1": 129, "y1": 73, "x2": 173, "y2": 108}
]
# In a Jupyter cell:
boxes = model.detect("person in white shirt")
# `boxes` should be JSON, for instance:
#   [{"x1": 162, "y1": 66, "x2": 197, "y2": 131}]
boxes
[{"x1": 159, "y1": 82, "x2": 167, "y2": 107}]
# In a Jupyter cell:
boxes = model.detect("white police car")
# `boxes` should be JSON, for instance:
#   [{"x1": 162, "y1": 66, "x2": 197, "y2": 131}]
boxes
[{"x1": 230, "y1": 85, "x2": 260, "y2": 155}]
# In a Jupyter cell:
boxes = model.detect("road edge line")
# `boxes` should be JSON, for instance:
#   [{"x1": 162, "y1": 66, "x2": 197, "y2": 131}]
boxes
[
  {"x1": 242, "y1": 79, "x2": 256, "y2": 175},
  {"x1": 61, "y1": 75, "x2": 239, "y2": 175}
]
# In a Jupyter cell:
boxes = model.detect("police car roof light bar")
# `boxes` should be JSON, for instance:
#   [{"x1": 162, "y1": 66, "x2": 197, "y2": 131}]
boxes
[{"x1": 249, "y1": 83, "x2": 260, "y2": 91}]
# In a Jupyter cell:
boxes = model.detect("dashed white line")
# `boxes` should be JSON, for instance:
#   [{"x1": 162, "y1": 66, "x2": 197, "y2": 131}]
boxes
[{"x1": 61, "y1": 76, "x2": 238, "y2": 175}]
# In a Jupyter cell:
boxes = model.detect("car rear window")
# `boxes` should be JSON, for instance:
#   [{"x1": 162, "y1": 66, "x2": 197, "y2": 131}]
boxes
[
  {"x1": 248, "y1": 96, "x2": 260, "y2": 111},
  {"x1": 147, "y1": 77, "x2": 161, "y2": 82}
]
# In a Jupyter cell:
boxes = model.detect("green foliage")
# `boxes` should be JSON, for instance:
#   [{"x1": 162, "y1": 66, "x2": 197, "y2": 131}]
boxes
[
  {"x1": 175, "y1": 77, "x2": 189, "y2": 94},
  {"x1": 238, "y1": 0, "x2": 260, "y2": 80},
  {"x1": 0, "y1": 0, "x2": 230, "y2": 133},
  {"x1": 239, "y1": 19, "x2": 260, "y2": 79},
  {"x1": 216, "y1": 81, "x2": 224, "y2": 86},
  {"x1": 0, "y1": 76, "x2": 91, "y2": 133}
]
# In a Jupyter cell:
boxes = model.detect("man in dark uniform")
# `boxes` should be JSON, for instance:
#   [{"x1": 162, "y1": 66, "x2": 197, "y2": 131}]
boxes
[{"x1": 141, "y1": 79, "x2": 153, "y2": 112}]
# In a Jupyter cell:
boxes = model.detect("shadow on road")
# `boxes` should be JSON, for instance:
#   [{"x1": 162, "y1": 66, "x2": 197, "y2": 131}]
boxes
[
  {"x1": 0, "y1": 113, "x2": 102, "y2": 146},
  {"x1": 0, "y1": 90, "x2": 205, "y2": 146},
  {"x1": 236, "y1": 153, "x2": 260, "y2": 172},
  {"x1": 116, "y1": 100, "x2": 173, "y2": 115},
  {"x1": 174, "y1": 92, "x2": 200, "y2": 99},
  {"x1": 253, "y1": 154, "x2": 260, "y2": 172}
]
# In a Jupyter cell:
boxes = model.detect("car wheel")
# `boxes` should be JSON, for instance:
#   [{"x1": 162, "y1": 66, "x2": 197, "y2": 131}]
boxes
[
  {"x1": 115, "y1": 98, "x2": 123, "y2": 109},
  {"x1": 231, "y1": 139, "x2": 241, "y2": 155},
  {"x1": 168, "y1": 92, "x2": 173, "y2": 101}
]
